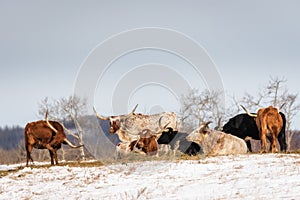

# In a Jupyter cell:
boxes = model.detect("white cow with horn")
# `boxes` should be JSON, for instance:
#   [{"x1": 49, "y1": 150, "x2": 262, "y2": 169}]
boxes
[
  {"x1": 186, "y1": 121, "x2": 247, "y2": 156},
  {"x1": 93, "y1": 104, "x2": 178, "y2": 142}
]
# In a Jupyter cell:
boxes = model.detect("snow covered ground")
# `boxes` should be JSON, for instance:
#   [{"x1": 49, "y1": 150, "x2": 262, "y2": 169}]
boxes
[{"x1": 0, "y1": 154, "x2": 300, "y2": 199}]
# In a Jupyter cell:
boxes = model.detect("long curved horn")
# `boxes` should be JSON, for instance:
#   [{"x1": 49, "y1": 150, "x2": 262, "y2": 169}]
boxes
[
  {"x1": 199, "y1": 121, "x2": 212, "y2": 133},
  {"x1": 240, "y1": 105, "x2": 257, "y2": 117},
  {"x1": 124, "y1": 126, "x2": 140, "y2": 136},
  {"x1": 159, "y1": 116, "x2": 170, "y2": 131},
  {"x1": 93, "y1": 107, "x2": 110, "y2": 120},
  {"x1": 45, "y1": 110, "x2": 58, "y2": 134},
  {"x1": 60, "y1": 123, "x2": 80, "y2": 140},
  {"x1": 63, "y1": 138, "x2": 83, "y2": 148},
  {"x1": 129, "y1": 104, "x2": 138, "y2": 115}
]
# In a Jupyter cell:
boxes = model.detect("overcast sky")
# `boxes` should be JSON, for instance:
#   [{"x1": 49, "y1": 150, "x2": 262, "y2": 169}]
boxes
[{"x1": 1, "y1": 1, "x2": 300, "y2": 129}]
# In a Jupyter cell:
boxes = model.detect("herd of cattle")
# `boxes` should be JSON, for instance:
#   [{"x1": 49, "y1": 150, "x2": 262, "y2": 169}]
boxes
[{"x1": 24, "y1": 104, "x2": 286, "y2": 166}]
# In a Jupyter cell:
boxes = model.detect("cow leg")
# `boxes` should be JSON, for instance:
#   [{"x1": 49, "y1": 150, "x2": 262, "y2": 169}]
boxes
[
  {"x1": 271, "y1": 137, "x2": 279, "y2": 153},
  {"x1": 26, "y1": 145, "x2": 34, "y2": 167},
  {"x1": 259, "y1": 122, "x2": 269, "y2": 153},
  {"x1": 114, "y1": 148, "x2": 121, "y2": 159},
  {"x1": 49, "y1": 150, "x2": 54, "y2": 165},
  {"x1": 245, "y1": 140, "x2": 252, "y2": 152},
  {"x1": 260, "y1": 132, "x2": 268, "y2": 153},
  {"x1": 53, "y1": 150, "x2": 58, "y2": 165},
  {"x1": 278, "y1": 133, "x2": 287, "y2": 152},
  {"x1": 45, "y1": 144, "x2": 56, "y2": 165},
  {"x1": 49, "y1": 149, "x2": 59, "y2": 165},
  {"x1": 271, "y1": 128, "x2": 279, "y2": 153}
]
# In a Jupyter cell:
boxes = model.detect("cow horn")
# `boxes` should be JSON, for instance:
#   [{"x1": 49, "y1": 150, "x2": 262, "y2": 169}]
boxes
[
  {"x1": 45, "y1": 110, "x2": 58, "y2": 134},
  {"x1": 129, "y1": 104, "x2": 138, "y2": 115},
  {"x1": 123, "y1": 126, "x2": 140, "y2": 137},
  {"x1": 63, "y1": 138, "x2": 83, "y2": 148},
  {"x1": 159, "y1": 116, "x2": 170, "y2": 131},
  {"x1": 93, "y1": 107, "x2": 110, "y2": 120},
  {"x1": 204, "y1": 121, "x2": 212, "y2": 127},
  {"x1": 240, "y1": 105, "x2": 257, "y2": 118},
  {"x1": 279, "y1": 103, "x2": 286, "y2": 110},
  {"x1": 199, "y1": 121, "x2": 212, "y2": 133}
]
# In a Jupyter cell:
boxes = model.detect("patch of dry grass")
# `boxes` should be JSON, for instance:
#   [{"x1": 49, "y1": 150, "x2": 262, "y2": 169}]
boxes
[{"x1": 1, "y1": 151, "x2": 299, "y2": 178}]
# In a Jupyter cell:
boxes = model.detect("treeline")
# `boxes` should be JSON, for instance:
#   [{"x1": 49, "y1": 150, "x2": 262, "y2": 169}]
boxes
[
  {"x1": 0, "y1": 125, "x2": 24, "y2": 150},
  {"x1": 1, "y1": 121, "x2": 300, "y2": 152}
]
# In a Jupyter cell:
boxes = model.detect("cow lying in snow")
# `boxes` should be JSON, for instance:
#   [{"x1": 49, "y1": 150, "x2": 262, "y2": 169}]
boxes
[
  {"x1": 158, "y1": 127, "x2": 201, "y2": 156},
  {"x1": 115, "y1": 129, "x2": 159, "y2": 158},
  {"x1": 186, "y1": 122, "x2": 247, "y2": 156},
  {"x1": 116, "y1": 127, "x2": 201, "y2": 158},
  {"x1": 130, "y1": 129, "x2": 159, "y2": 156}
]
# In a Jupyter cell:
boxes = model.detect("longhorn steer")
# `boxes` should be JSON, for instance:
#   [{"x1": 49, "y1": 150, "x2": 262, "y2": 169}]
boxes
[
  {"x1": 242, "y1": 105, "x2": 283, "y2": 153},
  {"x1": 24, "y1": 113, "x2": 83, "y2": 166},
  {"x1": 186, "y1": 122, "x2": 247, "y2": 156},
  {"x1": 223, "y1": 112, "x2": 286, "y2": 152},
  {"x1": 93, "y1": 104, "x2": 178, "y2": 142}
]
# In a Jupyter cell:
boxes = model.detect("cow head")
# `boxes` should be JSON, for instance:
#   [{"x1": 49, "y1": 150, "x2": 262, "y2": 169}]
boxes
[
  {"x1": 186, "y1": 121, "x2": 212, "y2": 144},
  {"x1": 93, "y1": 104, "x2": 138, "y2": 134},
  {"x1": 137, "y1": 129, "x2": 156, "y2": 148}
]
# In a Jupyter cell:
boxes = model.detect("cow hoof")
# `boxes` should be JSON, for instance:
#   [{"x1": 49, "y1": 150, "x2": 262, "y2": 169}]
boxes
[
  {"x1": 259, "y1": 150, "x2": 267, "y2": 154},
  {"x1": 271, "y1": 148, "x2": 279, "y2": 153}
]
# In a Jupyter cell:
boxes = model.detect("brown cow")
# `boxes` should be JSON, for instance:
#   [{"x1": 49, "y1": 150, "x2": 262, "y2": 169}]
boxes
[
  {"x1": 242, "y1": 105, "x2": 283, "y2": 153},
  {"x1": 133, "y1": 129, "x2": 159, "y2": 156},
  {"x1": 24, "y1": 112, "x2": 83, "y2": 166},
  {"x1": 115, "y1": 129, "x2": 159, "y2": 157}
]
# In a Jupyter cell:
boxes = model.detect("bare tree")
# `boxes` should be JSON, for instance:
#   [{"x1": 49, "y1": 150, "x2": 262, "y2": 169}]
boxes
[
  {"x1": 240, "y1": 77, "x2": 287, "y2": 109},
  {"x1": 280, "y1": 92, "x2": 300, "y2": 151},
  {"x1": 59, "y1": 96, "x2": 87, "y2": 159},
  {"x1": 179, "y1": 89, "x2": 226, "y2": 132}
]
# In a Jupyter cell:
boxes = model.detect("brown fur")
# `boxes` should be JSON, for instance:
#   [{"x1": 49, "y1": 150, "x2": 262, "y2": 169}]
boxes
[
  {"x1": 24, "y1": 120, "x2": 81, "y2": 166},
  {"x1": 130, "y1": 130, "x2": 158, "y2": 155},
  {"x1": 256, "y1": 106, "x2": 283, "y2": 153}
]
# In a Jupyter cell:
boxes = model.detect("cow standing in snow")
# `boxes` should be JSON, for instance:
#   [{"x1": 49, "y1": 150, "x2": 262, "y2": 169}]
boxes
[
  {"x1": 24, "y1": 112, "x2": 83, "y2": 166},
  {"x1": 241, "y1": 105, "x2": 284, "y2": 153},
  {"x1": 186, "y1": 121, "x2": 247, "y2": 156}
]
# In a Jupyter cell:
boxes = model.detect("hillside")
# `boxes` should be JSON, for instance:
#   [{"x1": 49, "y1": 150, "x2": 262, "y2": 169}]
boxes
[{"x1": 0, "y1": 154, "x2": 299, "y2": 199}]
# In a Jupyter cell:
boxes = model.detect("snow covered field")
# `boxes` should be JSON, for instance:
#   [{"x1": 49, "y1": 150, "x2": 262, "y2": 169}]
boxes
[{"x1": 1, "y1": 154, "x2": 300, "y2": 199}]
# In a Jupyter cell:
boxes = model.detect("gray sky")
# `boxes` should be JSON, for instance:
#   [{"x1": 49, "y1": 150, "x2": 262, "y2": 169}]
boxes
[{"x1": 1, "y1": 1, "x2": 300, "y2": 128}]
